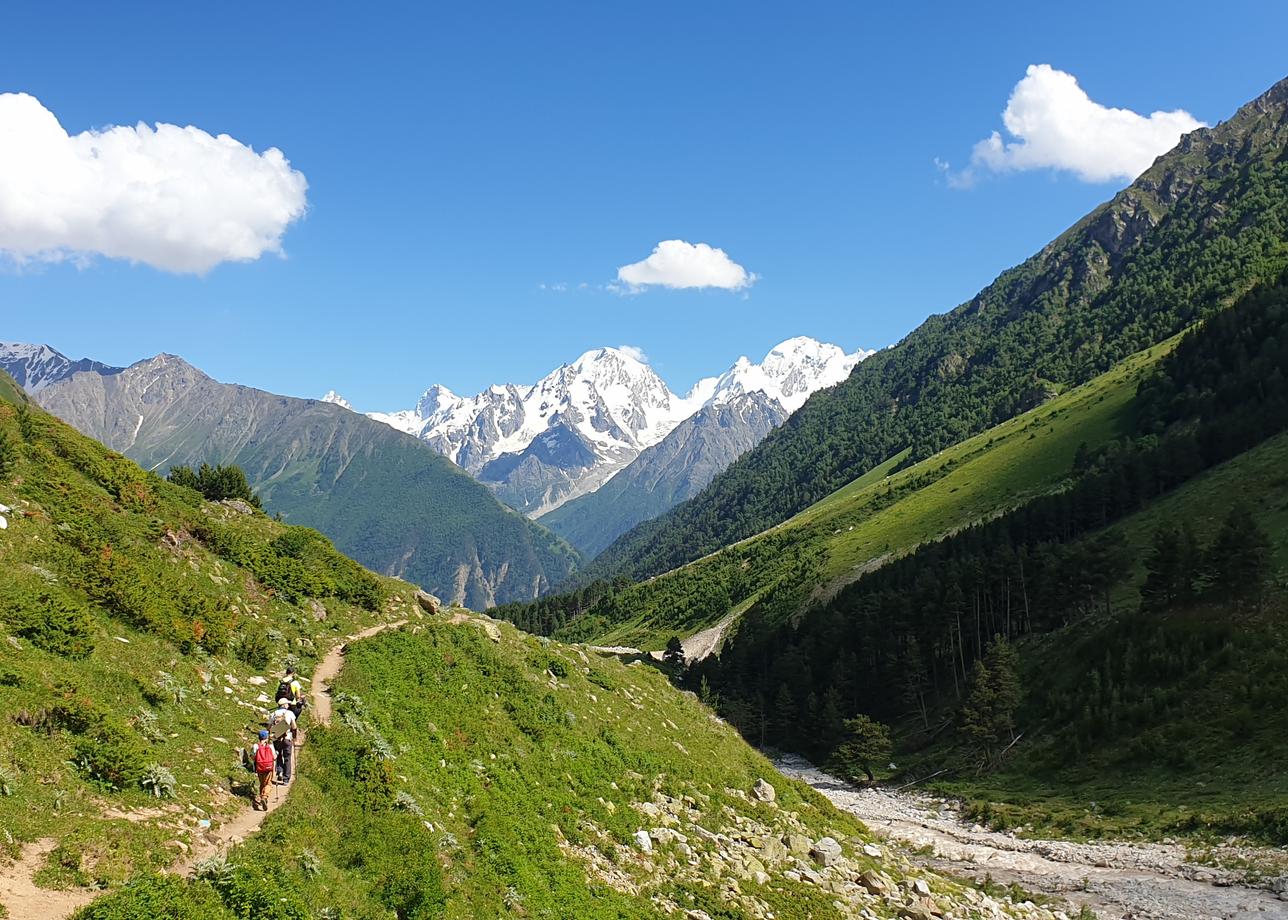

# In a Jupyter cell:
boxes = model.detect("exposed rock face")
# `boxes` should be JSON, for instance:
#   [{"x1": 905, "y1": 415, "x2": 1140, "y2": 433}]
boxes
[
  {"x1": 369, "y1": 338, "x2": 870, "y2": 523},
  {"x1": 34, "y1": 354, "x2": 578, "y2": 608}
]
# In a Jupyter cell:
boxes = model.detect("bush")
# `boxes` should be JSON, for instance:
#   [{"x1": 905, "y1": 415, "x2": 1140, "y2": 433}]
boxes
[
  {"x1": 6, "y1": 588, "x2": 96, "y2": 659},
  {"x1": 167, "y1": 463, "x2": 262, "y2": 509},
  {"x1": 71, "y1": 874, "x2": 234, "y2": 919},
  {"x1": 74, "y1": 722, "x2": 148, "y2": 791}
]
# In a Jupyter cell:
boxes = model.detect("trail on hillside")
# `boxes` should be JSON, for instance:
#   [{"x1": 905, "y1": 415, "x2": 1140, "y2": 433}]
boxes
[
  {"x1": 0, "y1": 620, "x2": 406, "y2": 920},
  {"x1": 775, "y1": 755, "x2": 1288, "y2": 920}
]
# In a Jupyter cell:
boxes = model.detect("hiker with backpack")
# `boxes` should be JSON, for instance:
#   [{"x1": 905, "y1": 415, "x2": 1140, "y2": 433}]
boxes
[
  {"x1": 267, "y1": 698, "x2": 298, "y2": 784},
  {"x1": 276, "y1": 667, "x2": 306, "y2": 718},
  {"x1": 250, "y1": 729, "x2": 275, "y2": 810}
]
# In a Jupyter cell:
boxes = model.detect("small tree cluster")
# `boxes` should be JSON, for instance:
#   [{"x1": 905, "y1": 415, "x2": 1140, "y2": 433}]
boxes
[
  {"x1": 1142, "y1": 504, "x2": 1273, "y2": 611},
  {"x1": 168, "y1": 462, "x2": 262, "y2": 508}
]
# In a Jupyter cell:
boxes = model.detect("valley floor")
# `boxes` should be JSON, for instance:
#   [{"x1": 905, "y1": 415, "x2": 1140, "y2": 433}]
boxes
[{"x1": 775, "y1": 755, "x2": 1288, "y2": 920}]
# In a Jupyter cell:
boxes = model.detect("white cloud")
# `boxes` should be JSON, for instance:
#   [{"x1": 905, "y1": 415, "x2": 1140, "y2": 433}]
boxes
[
  {"x1": 951, "y1": 65, "x2": 1204, "y2": 186},
  {"x1": 616, "y1": 239, "x2": 756, "y2": 292},
  {"x1": 616, "y1": 344, "x2": 649, "y2": 363},
  {"x1": 0, "y1": 92, "x2": 308, "y2": 273}
]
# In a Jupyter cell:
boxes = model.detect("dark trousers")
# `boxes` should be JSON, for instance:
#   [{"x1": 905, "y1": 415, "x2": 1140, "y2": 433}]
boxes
[{"x1": 274, "y1": 737, "x2": 292, "y2": 781}]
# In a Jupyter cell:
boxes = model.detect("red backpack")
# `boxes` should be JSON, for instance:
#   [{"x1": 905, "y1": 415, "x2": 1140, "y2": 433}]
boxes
[{"x1": 253, "y1": 742, "x2": 275, "y2": 772}]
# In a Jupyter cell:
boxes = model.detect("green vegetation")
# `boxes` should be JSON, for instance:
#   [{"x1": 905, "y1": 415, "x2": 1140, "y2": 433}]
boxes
[
  {"x1": 168, "y1": 462, "x2": 262, "y2": 509},
  {"x1": 588, "y1": 76, "x2": 1288, "y2": 585},
  {"x1": 0, "y1": 374, "x2": 408, "y2": 888},
  {"x1": 686, "y1": 276, "x2": 1288, "y2": 843},
  {"x1": 78, "y1": 618, "x2": 1024, "y2": 919},
  {"x1": 499, "y1": 337, "x2": 1164, "y2": 649}
]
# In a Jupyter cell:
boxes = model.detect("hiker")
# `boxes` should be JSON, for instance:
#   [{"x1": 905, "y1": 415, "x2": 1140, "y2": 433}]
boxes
[
  {"x1": 251, "y1": 729, "x2": 275, "y2": 810},
  {"x1": 267, "y1": 697, "x2": 298, "y2": 784},
  {"x1": 276, "y1": 667, "x2": 305, "y2": 718}
]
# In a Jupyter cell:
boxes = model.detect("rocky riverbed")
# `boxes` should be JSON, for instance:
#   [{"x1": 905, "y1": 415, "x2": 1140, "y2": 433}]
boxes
[{"x1": 775, "y1": 754, "x2": 1288, "y2": 920}]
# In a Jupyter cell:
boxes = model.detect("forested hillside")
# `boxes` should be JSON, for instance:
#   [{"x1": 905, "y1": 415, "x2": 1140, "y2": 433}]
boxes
[
  {"x1": 587, "y1": 75, "x2": 1288, "y2": 584},
  {"x1": 34, "y1": 355, "x2": 580, "y2": 608},
  {"x1": 688, "y1": 273, "x2": 1288, "y2": 841}
]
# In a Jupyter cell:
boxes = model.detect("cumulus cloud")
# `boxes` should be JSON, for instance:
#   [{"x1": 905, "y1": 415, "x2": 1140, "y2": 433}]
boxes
[
  {"x1": 950, "y1": 65, "x2": 1204, "y2": 186},
  {"x1": 616, "y1": 344, "x2": 649, "y2": 363},
  {"x1": 0, "y1": 92, "x2": 308, "y2": 273},
  {"x1": 616, "y1": 239, "x2": 756, "y2": 292}
]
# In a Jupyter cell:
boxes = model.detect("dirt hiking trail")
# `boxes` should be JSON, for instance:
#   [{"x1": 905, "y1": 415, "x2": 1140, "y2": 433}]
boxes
[
  {"x1": 776, "y1": 754, "x2": 1288, "y2": 920},
  {"x1": 0, "y1": 619, "x2": 405, "y2": 920}
]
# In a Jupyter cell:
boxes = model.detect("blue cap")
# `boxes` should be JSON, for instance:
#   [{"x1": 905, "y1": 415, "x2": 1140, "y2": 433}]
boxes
[{"x1": 259, "y1": 729, "x2": 269, "y2": 739}]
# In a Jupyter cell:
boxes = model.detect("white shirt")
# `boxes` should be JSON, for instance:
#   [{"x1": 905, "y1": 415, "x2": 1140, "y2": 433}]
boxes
[{"x1": 268, "y1": 707, "x2": 297, "y2": 738}]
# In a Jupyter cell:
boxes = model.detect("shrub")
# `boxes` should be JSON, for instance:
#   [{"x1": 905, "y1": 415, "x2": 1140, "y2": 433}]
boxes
[
  {"x1": 6, "y1": 588, "x2": 96, "y2": 659},
  {"x1": 71, "y1": 873, "x2": 235, "y2": 919},
  {"x1": 233, "y1": 630, "x2": 271, "y2": 670},
  {"x1": 74, "y1": 722, "x2": 148, "y2": 791}
]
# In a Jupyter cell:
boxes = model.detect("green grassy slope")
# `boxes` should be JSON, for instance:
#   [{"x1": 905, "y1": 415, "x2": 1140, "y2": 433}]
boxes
[
  {"x1": 0, "y1": 373, "x2": 1046, "y2": 920},
  {"x1": 931, "y1": 431, "x2": 1288, "y2": 844},
  {"x1": 550, "y1": 339, "x2": 1171, "y2": 650},
  {"x1": 0, "y1": 375, "x2": 413, "y2": 891},
  {"x1": 77, "y1": 616, "x2": 1051, "y2": 920}
]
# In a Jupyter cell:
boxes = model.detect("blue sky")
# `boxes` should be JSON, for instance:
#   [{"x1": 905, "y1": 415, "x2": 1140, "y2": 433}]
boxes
[{"x1": 1, "y1": 2, "x2": 1285, "y2": 408}]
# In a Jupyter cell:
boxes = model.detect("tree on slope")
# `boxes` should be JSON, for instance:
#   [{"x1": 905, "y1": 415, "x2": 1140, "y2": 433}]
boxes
[
  {"x1": 828, "y1": 714, "x2": 892, "y2": 784},
  {"x1": 960, "y1": 638, "x2": 1021, "y2": 770},
  {"x1": 1207, "y1": 504, "x2": 1273, "y2": 608}
]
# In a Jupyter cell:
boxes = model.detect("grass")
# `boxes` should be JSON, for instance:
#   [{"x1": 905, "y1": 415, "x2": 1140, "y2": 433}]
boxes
[{"x1": 568, "y1": 338, "x2": 1174, "y2": 650}]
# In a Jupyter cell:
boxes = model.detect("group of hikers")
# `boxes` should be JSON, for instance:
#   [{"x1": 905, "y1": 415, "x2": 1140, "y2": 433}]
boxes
[{"x1": 247, "y1": 667, "x2": 305, "y2": 811}]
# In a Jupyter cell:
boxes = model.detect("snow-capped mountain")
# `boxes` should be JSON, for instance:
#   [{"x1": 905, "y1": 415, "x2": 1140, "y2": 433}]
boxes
[
  {"x1": 321, "y1": 390, "x2": 354, "y2": 411},
  {"x1": 0, "y1": 342, "x2": 121, "y2": 393},
  {"x1": 360, "y1": 337, "x2": 871, "y2": 518}
]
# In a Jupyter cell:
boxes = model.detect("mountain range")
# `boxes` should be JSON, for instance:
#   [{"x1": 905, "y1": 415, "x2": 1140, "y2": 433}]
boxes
[
  {"x1": 0, "y1": 347, "x2": 578, "y2": 608},
  {"x1": 333, "y1": 337, "x2": 871, "y2": 544}
]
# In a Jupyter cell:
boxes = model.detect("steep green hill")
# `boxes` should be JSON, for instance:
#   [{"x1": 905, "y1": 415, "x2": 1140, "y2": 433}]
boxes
[
  {"x1": 33, "y1": 354, "x2": 579, "y2": 608},
  {"x1": 588, "y1": 74, "x2": 1288, "y2": 585},
  {"x1": 0, "y1": 372, "x2": 408, "y2": 890},
  {"x1": 688, "y1": 276, "x2": 1288, "y2": 843}
]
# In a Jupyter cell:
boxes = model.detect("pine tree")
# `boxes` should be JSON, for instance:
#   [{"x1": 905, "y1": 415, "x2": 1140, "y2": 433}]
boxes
[
  {"x1": 827, "y1": 714, "x2": 892, "y2": 784},
  {"x1": 960, "y1": 637, "x2": 1021, "y2": 769},
  {"x1": 1207, "y1": 504, "x2": 1273, "y2": 606},
  {"x1": 0, "y1": 429, "x2": 15, "y2": 477},
  {"x1": 664, "y1": 635, "x2": 685, "y2": 668}
]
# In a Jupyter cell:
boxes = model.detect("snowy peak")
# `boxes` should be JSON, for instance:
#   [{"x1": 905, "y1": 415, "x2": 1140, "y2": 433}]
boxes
[
  {"x1": 321, "y1": 390, "x2": 353, "y2": 411},
  {"x1": 0, "y1": 341, "x2": 123, "y2": 393},
  {"x1": 364, "y1": 335, "x2": 871, "y2": 516},
  {"x1": 709, "y1": 337, "x2": 874, "y2": 413}
]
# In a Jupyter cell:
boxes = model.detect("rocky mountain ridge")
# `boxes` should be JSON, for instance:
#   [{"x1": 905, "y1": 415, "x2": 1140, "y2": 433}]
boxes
[{"x1": 0, "y1": 341, "x2": 121, "y2": 393}]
